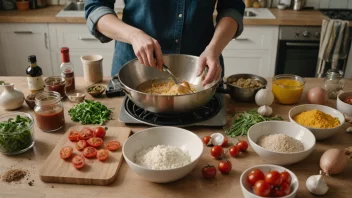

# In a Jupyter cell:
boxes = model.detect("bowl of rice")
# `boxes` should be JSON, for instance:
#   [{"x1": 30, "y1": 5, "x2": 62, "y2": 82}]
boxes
[
  {"x1": 122, "y1": 126, "x2": 203, "y2": 183},
  {"x1": 247, "y1": 121, "x2": 315, "y2": 165}
]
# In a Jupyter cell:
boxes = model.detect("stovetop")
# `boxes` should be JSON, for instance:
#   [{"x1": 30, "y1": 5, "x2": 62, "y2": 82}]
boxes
[
  {"x1": 320, "y1": 9, "x2": 352, "y2": 20},
  {"x1": 118, "y1": 94, "x2": 226, "y2": 127}
]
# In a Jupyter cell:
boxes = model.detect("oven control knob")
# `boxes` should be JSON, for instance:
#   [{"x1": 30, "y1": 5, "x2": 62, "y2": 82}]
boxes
[
  {"x1": 293, "y1": 32, "x2": 299, "y2": 38},
  {"x1": 314, "y1": 32, "x2": 321, "y2": 38},
  {"x1": 303, "y1": 31, "x2": 309, "y2": 37}
]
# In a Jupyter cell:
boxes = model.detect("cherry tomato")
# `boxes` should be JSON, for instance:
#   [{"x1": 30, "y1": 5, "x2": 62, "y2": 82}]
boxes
[
  {"x1": 79, "y1": 128, "x2": 94, "y2": 140},
  {"x1": 82, "y1": 147, "x2": 97, "y2": 158},
  {"x1": 280, "y1": 171, "x2": 292, "y2": 185},
  {"x1": 106, "y1": 140, "x2": 121, "y2": 151},
  {"x1": 201, "y1": 165, "x2": 216, "y2": 179},
  {"x1": 271, "y1": 182, "x2": 290, "y2": 197},
  {"x1": 253, "y1": 180, "x2": 271, "y2": 197},
  {"x1": 97, "y1": 149, "x2": 109, "y2": 161},
  {"x1": 247, "y1": 169, "x2": 265, "y2": 186},
  {"x1": 218, "y1": 160, "x2": 232, "y2": 174},
  {"x1": 265, "y1": 170, "x2": 282, "y2": 186},
  {"x1": 229, "y1": 146, "x2": 240, "y2": 157},
  {"x1": 236, "y1": 140, "x2": 248, "y2": 152},
  {"x1": 221, "y1": 136, "x2": 229, "y2": 147},
  {"x1": 87, "y1": 137, "x2": 104, "y2": 148},
  {"x1": 211, "y1": 145, "x2": 224, "y2": 159},
  {"x1": 60, "y1": 146, "x2": 73, "y2": 159},
  {"x1": 72, "y1": 155, "x2": 85, "y2": 169},
  {"x1": 94, "y1": 126, "x2": 106, "y2": 138},
  {"x1": 202, "y1": 136, "x2": 211, "y2": 145},
  {"x1": 75, "y1": 140, "x2": 87, "y2": 151},
  {"x1": 68, "y1": 131, "x2": 80, "y2": 141}
]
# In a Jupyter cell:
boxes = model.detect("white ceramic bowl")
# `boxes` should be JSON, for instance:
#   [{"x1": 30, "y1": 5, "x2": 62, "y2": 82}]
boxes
[
  {"x1": 240, "y1": 164, "x2": 299, "y2": 198},
  {"x1": 337, "y1": 92, "x2": 352, "y2": 116},
  {"x1": 289, "y1": 104, "x2": 345, "y2": 140},
  {"x1": 248, "y1": 121, "x2": 315, "y2": 165},
  {"x1": 122, "y1": 126, "x2": 203, "y2": 183}
]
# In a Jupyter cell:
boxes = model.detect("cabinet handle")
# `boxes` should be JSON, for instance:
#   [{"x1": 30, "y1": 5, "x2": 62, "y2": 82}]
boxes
[
  {"x1": 78, "y1": 37, "x2": 97, "y2": 41},
  {"x1": 233, "y1": 38, "x2": 249, "y2": 41},
  {"x1": 44, "y1": 33, "x2": 48, "y2": 50},
  {"x1": 14, "y1": 31, "x2": 33, "y2": 34}
]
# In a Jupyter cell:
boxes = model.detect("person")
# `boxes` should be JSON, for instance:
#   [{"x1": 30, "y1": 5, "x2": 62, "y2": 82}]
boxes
[{"x1": 85, "y1": 0, "x2": 245, "y2": 86}]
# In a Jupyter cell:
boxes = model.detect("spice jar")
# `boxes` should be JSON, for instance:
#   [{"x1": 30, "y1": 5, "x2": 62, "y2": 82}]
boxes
[
  {"x1": 34, "y1": 91, "x2": 65, "y2": 132},
  {"x1": 44, "y1": 76, "x2": 66, "y2": 99},
  {"x1": 324, "y1": 69, "x2": 345, "y2": 99}
]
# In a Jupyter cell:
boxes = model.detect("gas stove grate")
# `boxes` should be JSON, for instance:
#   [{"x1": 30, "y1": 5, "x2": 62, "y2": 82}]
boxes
[{"x1": 124, "y1": 96, "x2": 221, "y2": 126}]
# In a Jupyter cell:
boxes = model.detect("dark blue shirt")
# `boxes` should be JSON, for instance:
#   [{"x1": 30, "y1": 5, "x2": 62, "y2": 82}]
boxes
[{"x1": 85, "y1": 0, "x2": 245, "y2": 76}]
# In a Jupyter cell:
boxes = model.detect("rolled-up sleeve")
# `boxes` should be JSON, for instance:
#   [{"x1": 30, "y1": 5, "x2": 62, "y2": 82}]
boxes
[
  {"x1": 216, "y1": 0, "x2": 245, "y2": 38},
  {"x1": 85, "y1": 0, "x2": 116, "y2": 43}
]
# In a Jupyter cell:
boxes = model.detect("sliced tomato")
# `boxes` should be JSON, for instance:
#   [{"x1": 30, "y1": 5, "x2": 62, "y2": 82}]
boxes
[
  {"x1": 82, "y1": 147, "x2": 97, "y2": 158},
  {"x1": 79, "y1": 128, "x2": 94, "y2": 140},
  {"x1": 68, "y1": 131, "x2": 80, "y2": 142},
  {"x1": 87, "y1": 137, "x2": 104, "y2": 148},
  {"x1": 72, "y1": 155, "x2": 85, "y2": 169},
  {"x1": 60, "y1": 146, "x2": 73, "y2": 159},
  {"x1": 97, "y1": 149, "x2": 109, "y2": 161},
  {"x1": 106, "y1": 140, "x2": 121, "y2": 151},
  {"x1": 75, "y1": 140, "x2": 88, "y2": 151},
  {"x1": 94, "y1": 126, "x2": 106, "y2": 138}
]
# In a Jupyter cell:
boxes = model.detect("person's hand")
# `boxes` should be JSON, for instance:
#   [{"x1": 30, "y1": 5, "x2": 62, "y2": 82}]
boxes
[
  {"x1": 129, "y1": 30, "x2": 163, "y2": 70},
  {"x1": 197, "y1": 47, "x2": 222, "y2": 86}
]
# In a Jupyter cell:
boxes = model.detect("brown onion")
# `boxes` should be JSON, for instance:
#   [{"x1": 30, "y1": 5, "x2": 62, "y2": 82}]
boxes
[
  {"x1": 320, "y1": 149, "x2": 347, "y2": 175},
  {"x1": 306, "y1": 87, "x2": 328, "y2": 105}
]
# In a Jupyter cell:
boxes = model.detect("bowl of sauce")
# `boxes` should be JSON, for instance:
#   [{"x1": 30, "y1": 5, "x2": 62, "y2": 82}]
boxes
[
  {"x1": 44, "y1": 77, "x2": 66, "y2": 99},
  {"x1": 272, "y1": 74, "x2": 305, "y2": 105}
]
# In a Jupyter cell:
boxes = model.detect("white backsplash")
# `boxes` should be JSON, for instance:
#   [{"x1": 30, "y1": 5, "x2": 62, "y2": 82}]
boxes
[{"x1": 272, "y1": 0, "x2": 352, "y2": 9}]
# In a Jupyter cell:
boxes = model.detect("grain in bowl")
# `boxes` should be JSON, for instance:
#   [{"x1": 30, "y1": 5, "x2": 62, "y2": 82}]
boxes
[{"x1": 257, "y1": 134, "x2": 304, "y2": 153}]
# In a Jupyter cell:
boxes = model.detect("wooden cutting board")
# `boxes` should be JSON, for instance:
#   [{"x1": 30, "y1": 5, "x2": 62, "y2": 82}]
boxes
[{"x1": 39, "y1": 125, "x2": 131, "y2": 185}]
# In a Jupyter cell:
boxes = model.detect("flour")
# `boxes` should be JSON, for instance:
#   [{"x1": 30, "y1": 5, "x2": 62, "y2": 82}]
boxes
[
  {"x1": 134, "y1": 145, "x2": 191, "y2": 170},
  {"x1": 257, "y1": 134, "x2": 304, "y2": 153}
]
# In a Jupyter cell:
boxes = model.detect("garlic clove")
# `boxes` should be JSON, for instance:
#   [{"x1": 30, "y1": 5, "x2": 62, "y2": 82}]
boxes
[
  {"x1": 210, "y1": 133, "x2": 224, "y2": 146},
  {"x1": 306, "y1": 175, "x2": 329, "y2": 195},
  {"x1": 257, "y1": 105, "x2": 273, "y2": 117}
]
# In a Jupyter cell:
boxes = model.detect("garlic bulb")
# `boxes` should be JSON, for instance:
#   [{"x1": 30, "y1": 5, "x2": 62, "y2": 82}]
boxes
[
  {"x1": 210, "y1": 133, "x2": 224, "y2": 146},
  {"x1": 257, "y1": 105, "x2": 273, "y2": 117},
  {"x1": 306, "y1": 175, "x2": 329, "y2": 195},
  {"x1": 255, "y1": 89, "x2": 274, "y2": 106}
]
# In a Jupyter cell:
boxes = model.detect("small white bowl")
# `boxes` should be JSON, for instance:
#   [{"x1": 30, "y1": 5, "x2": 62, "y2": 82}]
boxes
[
  {"x1": 248, "y1": 121, "x2": 315, "y2": 165},
  {"x1": 337, "y1": 92, "x2": 352, "y2": 116},
  {"x1": 277, "y1": 4, "x2": 288, "y2": 10},
  {"x1": 122, "y1": 126, "x2": 203, "y2": 183},
  {"x1": 289, "y1": 104, "x2": 345, "y2": 140},
  {"x1": 240, "y1": 164, "x2": 299, "y2": 198}
]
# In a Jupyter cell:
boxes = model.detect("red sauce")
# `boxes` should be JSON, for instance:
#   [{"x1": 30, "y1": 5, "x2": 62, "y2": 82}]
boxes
[
  {"x1": 344, "y1": 96, "x2": 352, "y2": 105},
  {"x1": 35, "y1": 109, "x2": 65, "y2": 131},
  {"x1": 45, "y1": 78, "x2": 66, "y2": 98}
]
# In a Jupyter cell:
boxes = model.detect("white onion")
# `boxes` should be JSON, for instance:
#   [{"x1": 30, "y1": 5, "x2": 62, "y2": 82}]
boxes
[{"x1": 320, "y1": 148, "x2": 347, "y2": 175}]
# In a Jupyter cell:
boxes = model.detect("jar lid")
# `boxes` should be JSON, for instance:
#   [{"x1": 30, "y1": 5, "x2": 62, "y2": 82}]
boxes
[{"x1": 326, "y1": 69, "x2": 344, "y2": 78}]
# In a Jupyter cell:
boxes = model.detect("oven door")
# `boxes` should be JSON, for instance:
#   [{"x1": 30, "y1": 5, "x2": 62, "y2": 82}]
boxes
[{"x1": 275, "y1": 40, "x2": 320, "y2": 77}]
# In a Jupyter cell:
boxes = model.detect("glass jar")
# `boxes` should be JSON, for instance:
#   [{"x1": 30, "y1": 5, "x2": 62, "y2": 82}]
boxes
[
  {"x1": 44, "y1": 76, "x2": 66, "y2": 99},
  {"x1": 324, "y1": 69, "x2": 345, "y2": 99},
  {"x1": 34, "y1": 91, "x2": 65, "y2": 132},
  {"x1": 272, "y1": 74, "x2": 305, "y2": 105}
]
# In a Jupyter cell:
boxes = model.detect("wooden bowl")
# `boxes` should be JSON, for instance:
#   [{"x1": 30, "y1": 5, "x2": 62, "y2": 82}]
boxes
[
  {"x1": 86, "y1": 85, "x2": 106, "y2": 98},
  {"x1": 25, "y1": 93, "x2": 38, "y2": 110}
]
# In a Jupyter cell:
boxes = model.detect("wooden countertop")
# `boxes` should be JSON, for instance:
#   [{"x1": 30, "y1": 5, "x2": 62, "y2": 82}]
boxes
[
  {"x1": 0, "y1": 77, "x2": 351, "y2": 197},
  {"x1": 0, "y1": 6, "x2": 328, "y2": 26}
]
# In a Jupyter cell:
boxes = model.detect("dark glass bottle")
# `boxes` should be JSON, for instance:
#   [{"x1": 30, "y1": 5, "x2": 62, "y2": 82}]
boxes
[{"x1": 26, "y1": 55, "x2": 44, "y2": 94}]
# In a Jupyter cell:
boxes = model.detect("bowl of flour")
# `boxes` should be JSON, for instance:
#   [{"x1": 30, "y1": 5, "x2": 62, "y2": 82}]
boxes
[{"x1": 122, "y1": 126, "x2": 203, "y2": 183}]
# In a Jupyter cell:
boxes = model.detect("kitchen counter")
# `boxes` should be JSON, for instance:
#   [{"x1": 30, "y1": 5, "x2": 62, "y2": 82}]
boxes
[
  {"x1": 0, "y1": 77, "x2": 351, "y2": 198},
  {"x1": 0, "y1": 6, "x2": 328, "y2": 26}
]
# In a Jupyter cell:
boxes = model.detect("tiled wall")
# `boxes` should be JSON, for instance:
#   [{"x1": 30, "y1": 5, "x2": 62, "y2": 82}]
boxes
[{"x1": 273, "y1": 0, "x2": 352, "y2": 9}]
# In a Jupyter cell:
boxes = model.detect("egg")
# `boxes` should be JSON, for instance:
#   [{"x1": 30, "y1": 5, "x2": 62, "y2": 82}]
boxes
[{"x1": 306, "y1": 87, "x2": 328, "y2": 105}]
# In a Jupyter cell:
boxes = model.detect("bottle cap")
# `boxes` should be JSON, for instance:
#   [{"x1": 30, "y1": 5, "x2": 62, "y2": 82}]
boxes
[
  {"x1": 28, "y1": 55, "x2": 37, "y2": 63},
  {"x1": 61, "y1": 47, "x2": 69, "y2": 53}
]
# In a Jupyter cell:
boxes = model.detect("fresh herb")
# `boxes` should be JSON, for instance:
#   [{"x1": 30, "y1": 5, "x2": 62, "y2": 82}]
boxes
[
  {"x1": 0, "y1": 81, "x2": 5, "y2": 85},
  {"x1": 87, "y1": 85, "x2": 105, "y2": 93},
  {"x1": 225, "y1": 110, "x2": 283, "y2": 137},
  {"x1": 0, "y1": 115, "x2": 33, "y2": 153},
  {"x1": 68, "y1": 100, "x2": 112, "y2": 125}
]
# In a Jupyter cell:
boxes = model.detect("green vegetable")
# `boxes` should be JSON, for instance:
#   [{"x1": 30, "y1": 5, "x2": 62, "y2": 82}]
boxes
[
  {"x1": 0, "y1": 115, "x2": 33, "y2": 153},
  {"x1": 225, "y1": 110, "x2": 283, "y2": 137},
  {"x1": 68, "y1": 100, "x2": 112, "y2": 125}
]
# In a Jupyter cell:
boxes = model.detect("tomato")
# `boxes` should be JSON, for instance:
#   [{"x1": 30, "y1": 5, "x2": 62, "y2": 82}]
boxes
[
  {"x1": 236, "y1": 140, "x2": 248, "y2": 152},
  {"x1": 280, "y1": 171, "x2": 292, "y2": 185},
  {"x1": 60, "y1": 146, "x2": 73, "y2": 159},
  {"x1": 68, "y1": 131, "x2": 80, "y2": 141},
  {"x1": 218, "y1": 160, "x2": 232, "y2": 174},
  {"x1": 97, "y1": 149, "x2": 109, "y2": 161},
  {"x1": 247, "y1": 169, "x2": 265, "y2": 186},
  {"x1": 201, "y1": 165, "x2": 216, "y2": 179},
  {"x1": 229, "y1": 146, "x2": 240, "y2": 157},
  {"x1": 211, "y1": 145, "x2": 224, "y2": 159},
  {"x1": 221, "y1": 136, "x2": 229, "y2": 147},
  {"x1": 94, "y1": 126, "x2": 106, "y2": 138},
  {"x1": 271, "y1": 182, "x2": 290, "y2": 197},
  {"x1": 253, "y1": 180, "x2": 271, "y2": 197},
  {"x1": 87, "y1": 137, "x2": 104, "y2": 148},
  {"x1": 75, "y1": 140, "x2": 87, "y2": 151},
  {"x1": 72, "y1": 155, "x2": 85, "y2": 169},
  {"x1": 79, "y1": 128, "x2": 94, "y2": 140},
  {"x1": 202, "y1": 136, "x2": 211, "y2": 145},
  {"x1": 106, "y1": 140, "x2": 121, "y2": 151},
  {"x1": 265, "y1": 170, "x2": 282, "y2": 186},
  {"x1": 82, "y1": 147, "x2": 97, "y2": 158}
]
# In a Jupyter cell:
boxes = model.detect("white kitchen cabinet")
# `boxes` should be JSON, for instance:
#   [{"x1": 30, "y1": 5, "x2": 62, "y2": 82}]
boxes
[
  {"x1": 48, "y1": 24, "x2": 114, "y2": 76},
  {"x1": 0, "y1": 23, "x2": 52, "y2": 76},
  {"x1": 222, "y1": 26, "x2": 279, "y2": 77}
]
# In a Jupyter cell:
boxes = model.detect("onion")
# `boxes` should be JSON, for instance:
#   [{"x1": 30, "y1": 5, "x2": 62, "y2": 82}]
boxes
[
  {"x1": 320, "y1": 148, "x2": 347, "y2": 175},
  {"x1": 306, "y1": 87, "x2": 328, "y2": 105}
]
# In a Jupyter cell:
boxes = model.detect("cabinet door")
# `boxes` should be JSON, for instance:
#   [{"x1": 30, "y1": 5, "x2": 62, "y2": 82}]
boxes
[{"x1": 0, "y1": 24, "x2": 52, "y2": 76}]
